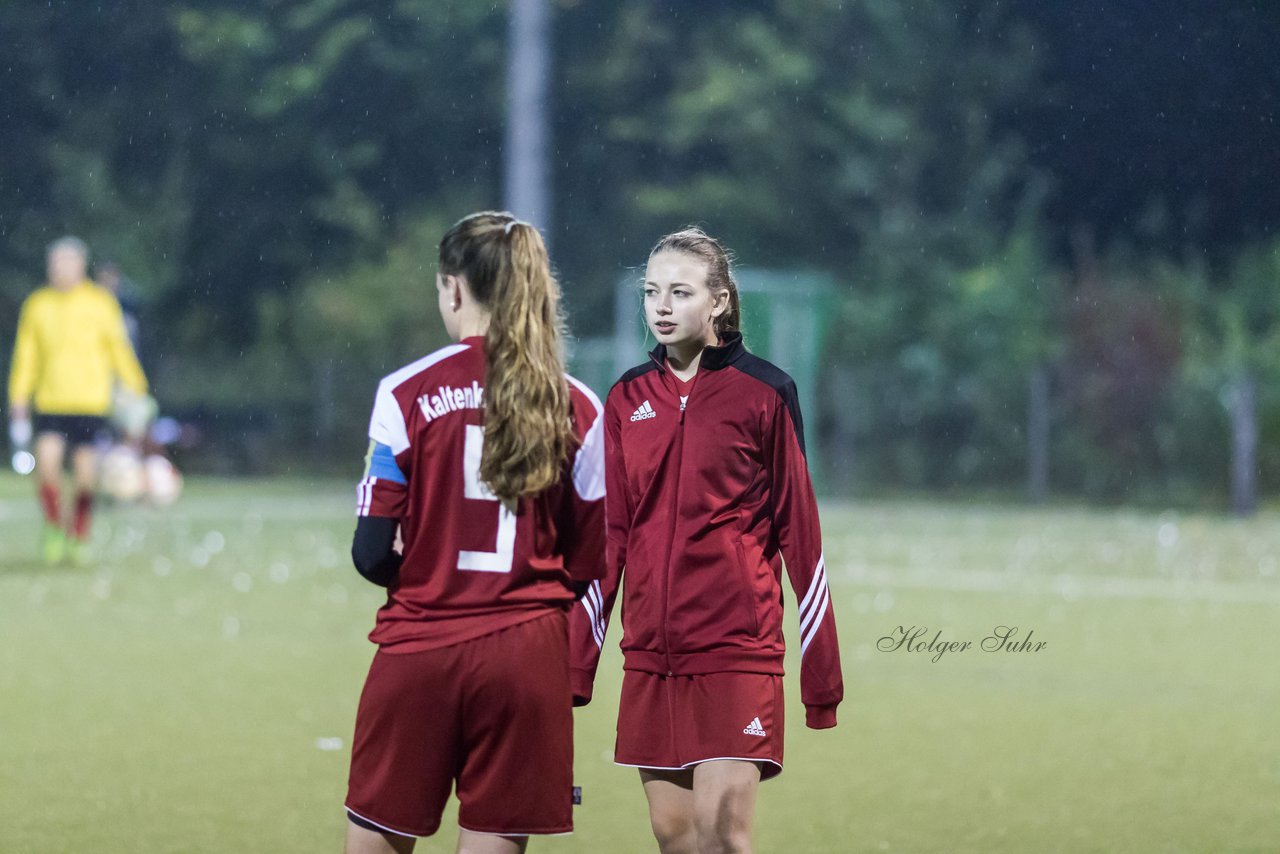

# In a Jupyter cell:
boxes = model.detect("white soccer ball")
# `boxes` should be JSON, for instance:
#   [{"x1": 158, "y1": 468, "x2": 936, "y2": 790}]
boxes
[
  {"x1": 100, "y1": 446, "x2": 146, "y2": 501},
  {"x1": 11, "y1": 450, "x2": 36, "y2": 475},
  {"x1": 145, "y1": 455, "x2": 183, "y2": 506}
]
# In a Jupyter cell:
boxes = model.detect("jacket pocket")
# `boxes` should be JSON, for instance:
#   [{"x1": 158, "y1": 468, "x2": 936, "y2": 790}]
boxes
[{"x1": 733, "y1": 540, "x2": 760, "y2": 636}]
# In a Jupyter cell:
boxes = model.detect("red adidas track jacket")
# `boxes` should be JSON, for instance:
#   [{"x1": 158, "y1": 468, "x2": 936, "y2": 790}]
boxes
[{"x1": 570, "y1": 332, "x2": 843, "y2": 728}]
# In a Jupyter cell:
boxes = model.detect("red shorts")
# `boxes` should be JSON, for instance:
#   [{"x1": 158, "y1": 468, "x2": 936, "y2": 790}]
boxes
[
  {"x1": 614, "y1": 670, "x2": 784, "y2": 780},
  {"x1": 345, "y1": 610, "x2": 574, "y2": 837}
]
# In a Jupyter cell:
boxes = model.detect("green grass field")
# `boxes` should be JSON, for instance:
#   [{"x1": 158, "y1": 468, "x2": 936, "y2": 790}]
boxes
[{"x1": 2, "y1": 473, "x2": 1278, "y2": 852}]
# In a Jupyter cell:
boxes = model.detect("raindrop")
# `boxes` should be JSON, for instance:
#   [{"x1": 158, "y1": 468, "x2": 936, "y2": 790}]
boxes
[
  {"x1": 1014, "y1": 535, "x2": 1037, "y2": 555},
  {"x1": 232, "y1": 572, "x2": 253, "y2": 593},
  {"x1": 204, "y1": 531, "x2": 226, "y2": 554},
  {"x1": 223, "y1": 616, "x2": 240, "y2": 638},
  {"x1": 270, "y1": 562, "x2": 291, "y2": 583},
  {"x1": 153, "y1": 557, "x2": 172, "y2": 577},
  {"x1": 315, "y1": 737, "x2": 344, "y2": 751},
  {"x1": 1056, "y1": 574, "x2": 1081, "y2": 601}
]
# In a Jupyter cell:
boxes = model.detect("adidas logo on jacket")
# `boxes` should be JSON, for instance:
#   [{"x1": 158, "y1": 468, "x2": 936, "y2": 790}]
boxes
[{"x1": 629, "y1": 400, "x2": 657, "y2": 421}]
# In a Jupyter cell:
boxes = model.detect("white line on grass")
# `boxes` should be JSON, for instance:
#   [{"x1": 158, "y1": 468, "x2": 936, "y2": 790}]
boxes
[
  {"x1": 846, "y1": 566, "x2": 1280, "y2": 604},
  {"x1": 0, "y1": 498, "x2": 350, "y2": 522}
]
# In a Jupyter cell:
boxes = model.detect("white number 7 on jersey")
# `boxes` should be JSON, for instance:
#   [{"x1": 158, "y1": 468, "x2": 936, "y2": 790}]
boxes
[{"x1": 458, "y1": 424, "x2": 516, "y2": 573}]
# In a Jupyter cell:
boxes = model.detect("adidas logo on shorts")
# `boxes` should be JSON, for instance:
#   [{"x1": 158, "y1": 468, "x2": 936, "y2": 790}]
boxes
[
  {"x1": 630, "y1": 400, "x2": 657, "y2": 422},
  {"x1": 743, "y1": 716, "x2": 767, "y2": 737}
]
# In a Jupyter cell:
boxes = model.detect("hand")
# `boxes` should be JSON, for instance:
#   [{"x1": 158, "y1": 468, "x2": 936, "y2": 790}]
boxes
[{"x1": 9, "y1": 414, "x2": 32, "y2": 449}]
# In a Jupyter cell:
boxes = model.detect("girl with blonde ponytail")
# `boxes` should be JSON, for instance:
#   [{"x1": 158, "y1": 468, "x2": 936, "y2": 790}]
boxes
[
  {"x1": 457, "y1": 217, "x2": 573, "y2": 502},
  {"x1": 344, "y1": 212, "x2": 606, "y2": 854}
]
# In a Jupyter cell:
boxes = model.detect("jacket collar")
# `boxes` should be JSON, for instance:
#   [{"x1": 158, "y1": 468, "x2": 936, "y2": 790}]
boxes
[{"x1": 648, "y1": 331, "x2": 745, "y2": 373}]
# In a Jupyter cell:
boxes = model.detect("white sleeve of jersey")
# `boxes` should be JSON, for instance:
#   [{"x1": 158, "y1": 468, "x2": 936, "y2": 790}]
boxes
[
  {"x1": 568, "y1": 376, "x2": 605, "y2": 501},
  {"x1": 368, "y1": 380, "x2": 411, "y2": 455}
]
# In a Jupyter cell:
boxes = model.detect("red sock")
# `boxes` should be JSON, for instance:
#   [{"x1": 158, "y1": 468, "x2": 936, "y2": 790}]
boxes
[
  {"x1": 72, "y1": 490, "x2": 94, "y2": 540},
  {"x1": 39, "y1": 481, "x2": 61, "y2": 525}
]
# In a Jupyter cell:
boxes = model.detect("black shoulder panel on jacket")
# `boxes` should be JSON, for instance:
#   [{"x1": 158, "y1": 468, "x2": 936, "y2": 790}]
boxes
[
  {"x1": 731, "y1": 352, "x2": 806, "y2": 458},
  {"x1": 615, "y1": 360, "x2": 660, "y2": 387}
]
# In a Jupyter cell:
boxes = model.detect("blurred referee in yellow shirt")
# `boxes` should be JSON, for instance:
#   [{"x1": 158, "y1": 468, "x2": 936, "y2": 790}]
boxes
[{"x1": 7, "y1": 237, "x2": 148, "y2": 564}]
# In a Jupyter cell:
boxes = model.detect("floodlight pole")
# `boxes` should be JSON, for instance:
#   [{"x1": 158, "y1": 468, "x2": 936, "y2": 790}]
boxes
[{"x1": 505, "y1": 0, "x2": 552, "y2": 249}]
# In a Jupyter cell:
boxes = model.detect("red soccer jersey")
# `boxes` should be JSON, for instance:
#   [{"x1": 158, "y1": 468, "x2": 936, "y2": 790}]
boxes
[
  {"x1": 571, "y1": 332, "x2": 843, "y2": 728},
  {"x1": 357, "y1": 337, "x2": 606, "y2": 653}
]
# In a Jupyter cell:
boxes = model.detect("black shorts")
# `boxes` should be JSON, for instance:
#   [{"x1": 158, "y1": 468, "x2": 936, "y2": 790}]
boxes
[{"x1": 34, "y1": 413, "x2": 109, "y2": 447}]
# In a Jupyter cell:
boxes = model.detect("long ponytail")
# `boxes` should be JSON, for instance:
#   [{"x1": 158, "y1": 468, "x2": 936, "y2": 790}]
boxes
[{"x1": 438, "y1": 212, "x2": 572, "y2": 502}]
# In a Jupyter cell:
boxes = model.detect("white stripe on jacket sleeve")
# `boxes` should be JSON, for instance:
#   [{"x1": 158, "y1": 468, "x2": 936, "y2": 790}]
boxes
[
  {"x1": 580, "y1": 580, "x2": 606, "y2": 648},
  {"x1": 798, "y1": 554, "x2": 829, "y2": 657}
]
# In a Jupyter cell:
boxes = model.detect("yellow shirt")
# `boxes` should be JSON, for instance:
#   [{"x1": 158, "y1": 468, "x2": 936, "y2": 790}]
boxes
[{"x1": 8, "y1": 280, "x2": 148, "y2": 416}]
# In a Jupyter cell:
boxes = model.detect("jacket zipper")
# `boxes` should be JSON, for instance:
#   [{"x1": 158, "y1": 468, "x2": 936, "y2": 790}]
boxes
[{"x1": 657, "y1": 360, "x2": 684, "y2": 676}]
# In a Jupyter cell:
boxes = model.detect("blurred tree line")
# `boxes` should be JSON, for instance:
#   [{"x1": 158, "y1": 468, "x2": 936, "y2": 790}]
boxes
[{"x1": 1, "y1": 0, "x2": 1277, "y2": 509}]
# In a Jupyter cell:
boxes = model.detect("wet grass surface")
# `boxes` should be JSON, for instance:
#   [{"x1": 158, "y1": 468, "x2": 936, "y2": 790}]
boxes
[{"x1": 1, "y1": 474, "x2": 1276, "y2": 852}]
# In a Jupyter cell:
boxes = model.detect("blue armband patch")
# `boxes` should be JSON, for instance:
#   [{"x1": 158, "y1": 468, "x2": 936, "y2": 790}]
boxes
[{"x1": 364, "y1": 441, "x2": 407, "y2": 484}]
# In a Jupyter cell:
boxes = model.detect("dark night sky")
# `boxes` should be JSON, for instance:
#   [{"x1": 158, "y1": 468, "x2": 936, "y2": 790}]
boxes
[{"x1": 1017, "y1": 0, "x2": 1279, "y2": 257}]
